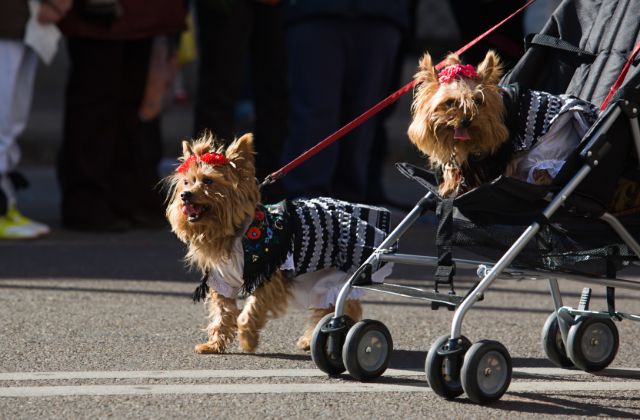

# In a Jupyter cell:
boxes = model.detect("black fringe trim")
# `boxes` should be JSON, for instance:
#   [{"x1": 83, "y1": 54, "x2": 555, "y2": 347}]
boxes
[{"x1": 192, "y1": 271, "x2": 210, "y2": 302}]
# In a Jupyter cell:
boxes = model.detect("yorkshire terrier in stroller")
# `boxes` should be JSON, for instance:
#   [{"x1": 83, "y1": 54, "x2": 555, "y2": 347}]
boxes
[
  {"x1": 165, "y1": 133, "x2": 392, "y2": 353},
  {"x1": 408, "y1": 50, "x2": 600, "y2": 197}
]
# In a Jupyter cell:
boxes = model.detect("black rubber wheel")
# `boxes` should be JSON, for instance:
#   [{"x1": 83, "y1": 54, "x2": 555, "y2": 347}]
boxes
[
  {"x1": 310, "y1": 313, "x2": 350, "y2": 375},
  {"x1": 541, "y1": 312, "x2": 574, "y2": 368},
  {"x1": 566, "y1": 317, "x2": 619, "y2": 372},
  {"x1": 425, "y1": 335, "x2": 471, "y2": 399},
  {"x1": 461, "y1": 340, "x2": 512, "y2": 405},
  {"x1": 342, "y1": 319, "x2": 393, "y2": 382}
]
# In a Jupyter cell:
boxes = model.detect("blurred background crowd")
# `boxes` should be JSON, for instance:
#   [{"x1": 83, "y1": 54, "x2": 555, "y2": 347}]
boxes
[{"x1": 0, "y1": 0, "x2": 559, "y2": 238}]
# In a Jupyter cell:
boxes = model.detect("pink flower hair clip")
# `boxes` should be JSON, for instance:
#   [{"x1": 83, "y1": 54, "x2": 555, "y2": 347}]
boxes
[
  {"x1": 438, "y1": 64, "x2": 479, "y2": 84},
  {"x1": 177, "y1": 152, "x2": 234, "y2": 173}
]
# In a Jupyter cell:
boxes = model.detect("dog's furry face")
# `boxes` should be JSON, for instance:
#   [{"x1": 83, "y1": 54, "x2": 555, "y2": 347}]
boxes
[
  {"x1": 165, "y1": 133, "x2": 259, "y2": 270},
  {"x1": 407, "y1": 51, "x2": 510, "y2": 195}
]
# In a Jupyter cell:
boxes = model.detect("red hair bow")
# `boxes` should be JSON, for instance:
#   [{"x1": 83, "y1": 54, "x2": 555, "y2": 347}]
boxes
[
  {"x1": 438, "y1": 64, "x2": 479, "y2": 84},
  {"x1": 177, "y1": 152, "x2": 229, "y2": 173}
]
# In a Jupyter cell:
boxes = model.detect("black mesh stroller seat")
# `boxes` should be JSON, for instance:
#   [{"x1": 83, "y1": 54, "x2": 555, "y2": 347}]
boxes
[{"x1": 309, "y1": 0, "x2": 640, "y2": 405}]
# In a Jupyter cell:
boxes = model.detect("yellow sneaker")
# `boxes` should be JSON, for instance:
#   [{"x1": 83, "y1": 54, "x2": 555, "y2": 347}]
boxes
[
  {"x1": 7, "y1": 205, "x2": 50, "y2": 236},
  {"x1": 0, "y1": 215, "x2": 40, "y2": 239}
]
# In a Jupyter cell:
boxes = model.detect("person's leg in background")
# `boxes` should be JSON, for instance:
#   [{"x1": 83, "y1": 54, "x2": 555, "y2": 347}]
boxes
[
  {"x1": 331, "y1": 19, "x2": 401, "y2": 203},
  {"x1": 58, "y1": 38, "x2": 132, "y2": 231},
  {"x1": 0, "y1": 40, "x2": 49, "y2": 238},
  {"x1": 249, "y1": 1, "x2": 288, "y2": 201},
  {"x1": 110, "y1": 38, "x2": 164, "y2": 227},
  {"x1": 193, "y1": 0, "x2": 253, "y2": 141},
  {"x1": 281, "y1": 18, "x2": 345, "y2": 199}
]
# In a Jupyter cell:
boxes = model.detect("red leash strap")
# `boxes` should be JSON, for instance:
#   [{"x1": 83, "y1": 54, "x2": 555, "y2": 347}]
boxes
[
  {"x1": 600, "y1": 42, "x2": 640, "y2": 111},
  {"x1": 261, "y1": 0, "x2": 538, "y2": 186}
]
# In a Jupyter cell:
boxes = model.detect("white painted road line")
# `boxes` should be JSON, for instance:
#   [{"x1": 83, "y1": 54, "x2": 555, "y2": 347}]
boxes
[
  {"x1": 2, "y1": 367, "x2": 639, "y2": 382},
  {"x1": 2, "y1": 367, "x2": 639, "y2": 398},
  {"x1": 1, "y1": 381, "x2": 640, "y2": 398},
  {"x1": 0, "y1": 382, "x2": 428, "y2": 397},
  {"x1": 0, "y1": 368, "x2": 421, "y2": 381}
]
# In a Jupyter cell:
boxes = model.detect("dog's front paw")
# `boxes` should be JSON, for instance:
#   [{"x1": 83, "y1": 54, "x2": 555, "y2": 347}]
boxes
[
  {"x1": 238, "y1": 329, "x2": 259, "y2": 353},
  {"x1": 194, "y1": 341, "x2": 227, "y2": 354},
  {"x1": 296, "y1": 335, "x2": 311, "y2": 351}
]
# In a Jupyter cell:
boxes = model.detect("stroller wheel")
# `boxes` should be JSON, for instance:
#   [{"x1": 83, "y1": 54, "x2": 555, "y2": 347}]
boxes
[
  {"x1": 461, "y1": 340, "x2": 512, "y2": 405},
  {"x1": 567, "y1": 316, "x2": 619, "y2": 372},
  {"x1": 541, "y1": 312, "x2": 574, "y2": 368},
  {"x1": 311, "y1": 313, "x2": 352, "y2": 375},
  {"x1": 342, "y1": 319, "x2": 392, "y2": 382},
  {"x1": 425, "y1": 334, "x2": 471, "y2": 399}
]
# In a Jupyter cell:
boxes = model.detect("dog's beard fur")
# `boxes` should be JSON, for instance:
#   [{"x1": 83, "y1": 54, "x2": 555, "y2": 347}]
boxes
[
  {"x1": 407, "y1": 51, "x2": 510, "y2": 196},
  {"x1": 165, "y1": 132, "x2": 362, "y2": 353}
]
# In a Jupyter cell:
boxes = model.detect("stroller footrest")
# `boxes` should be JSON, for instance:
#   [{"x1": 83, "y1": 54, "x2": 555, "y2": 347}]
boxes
[{"x1": 353, "y1": 283, "x2": 464, "y2": 307}]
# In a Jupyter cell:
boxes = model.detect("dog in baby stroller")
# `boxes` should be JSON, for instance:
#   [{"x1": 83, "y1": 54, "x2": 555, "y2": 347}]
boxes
[
  {"x1": 306, "y1": 0, "x2": 640, "y2": 405},
  {"x1": 407, "y1": 50, "x2": 600, "y2": 197}
]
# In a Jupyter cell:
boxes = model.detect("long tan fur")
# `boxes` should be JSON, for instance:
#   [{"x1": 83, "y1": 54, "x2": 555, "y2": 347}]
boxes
[
  {"x1": 166, "y1": 132, "x2": 362, "y2": 354},
  {"x1": 407, "y1": 51, "x2": 509, "y2": 197}
]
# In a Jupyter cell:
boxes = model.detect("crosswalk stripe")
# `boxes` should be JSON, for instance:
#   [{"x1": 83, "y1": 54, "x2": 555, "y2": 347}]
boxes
[
  {"x1": 0, "y1": 382, "x2": 427, "y2": 397},
  {"x1": 2, "y1": 366, "x2": 639, "y2": 382},
  {"x1": 2, "y1": 381, "x2": 640, "y2": 398},
  {"x1": 0, "y1": 368, "x2": 419, "y2": 381}
]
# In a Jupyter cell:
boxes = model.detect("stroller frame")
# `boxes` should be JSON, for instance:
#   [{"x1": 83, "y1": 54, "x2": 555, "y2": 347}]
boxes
[{"x1": 310, "y1": 96, "x2": 640, "y2": 402}]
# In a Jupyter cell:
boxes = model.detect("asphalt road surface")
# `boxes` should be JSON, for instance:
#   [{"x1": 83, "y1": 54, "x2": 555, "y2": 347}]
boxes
[{"x1": 1, "y1": 168, "x2": 640, "y2": 419}]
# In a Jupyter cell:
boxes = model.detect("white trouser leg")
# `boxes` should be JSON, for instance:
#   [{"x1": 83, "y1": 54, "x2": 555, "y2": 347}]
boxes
[{"x1": 0, "y1": 40, "x2": 38, "y2": 175}]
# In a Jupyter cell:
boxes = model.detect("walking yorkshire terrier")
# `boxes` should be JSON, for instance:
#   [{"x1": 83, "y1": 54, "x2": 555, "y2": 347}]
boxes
[
  {"x1": 165, "y1": 133, "x2": 392, "y2": 354},
  {"x1": 408, "y1": 50, "x2": 600, "y2": 197}
]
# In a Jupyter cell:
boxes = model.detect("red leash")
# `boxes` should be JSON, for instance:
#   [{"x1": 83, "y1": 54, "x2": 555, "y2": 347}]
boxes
[
  {"x1": 261, "y1": 0, "x2": 538, "y2": 187},
  {"x1": 600, "y1": 42, "x2": 640, "y2": 110}
]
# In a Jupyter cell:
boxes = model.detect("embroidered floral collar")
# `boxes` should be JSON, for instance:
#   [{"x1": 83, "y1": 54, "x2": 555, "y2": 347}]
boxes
[{"x1": 240, "y1": 202, "x2": 292, "y2": 294}]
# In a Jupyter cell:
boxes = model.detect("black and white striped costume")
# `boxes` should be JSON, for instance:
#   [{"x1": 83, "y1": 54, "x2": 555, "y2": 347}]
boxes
[
  {"x1": 502, "y1": 85, "x2": 600, "y2": 152},
  {"x1": 462, "y1": 85, "x2": 600, "y2": 187},
  {"x1": 287, "y1": 197, "x2": 391, "y2": 276},
  {"x1": 206, "y1": 197, "x2": 392, "y2": 308}
]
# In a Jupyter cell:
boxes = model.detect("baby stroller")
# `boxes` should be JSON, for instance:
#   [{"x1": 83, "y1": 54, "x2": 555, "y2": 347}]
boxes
[{"x1": 308, "y1": 0, "x2": 640, "y2": 404}]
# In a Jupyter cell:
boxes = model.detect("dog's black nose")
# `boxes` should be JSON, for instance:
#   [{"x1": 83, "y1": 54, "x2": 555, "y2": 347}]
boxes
[
  {"x1": 460, "y1": 118, "x2": 471, "y2": 128},
  {"x1": 181, "y1": 191, "x2": 192, "y2": 201}
]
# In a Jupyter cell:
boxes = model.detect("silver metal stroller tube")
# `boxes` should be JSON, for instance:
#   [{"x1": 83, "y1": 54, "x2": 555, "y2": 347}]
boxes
[
  {"x1": 450, "y1": 164, "x2": 593, "y2": 341},
  {"x1": 334, "y1": 192, "x2": 433, "y2": 317},
  {"x1": 450, "y1": 222, "x2": 542, "y2": 339},
  {"x1": 600, "y1": 212, "x2": 640, "y2": 258}
]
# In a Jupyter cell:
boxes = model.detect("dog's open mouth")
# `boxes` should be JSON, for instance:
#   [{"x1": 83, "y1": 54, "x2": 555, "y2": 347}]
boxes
[
  {"x1": 182, "y1": 203, "x2": 209, "y2": 221},
  {"x1": 454, "y1": 127, "x2": 471, "y2": 141}
]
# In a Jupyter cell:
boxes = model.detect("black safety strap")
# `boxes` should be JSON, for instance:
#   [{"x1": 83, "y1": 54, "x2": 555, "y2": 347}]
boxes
[
  {"x1": 435, "y1": 197, "x2": 456, "y2": 293},
  {"x1": 525, "y1": 33, "x2": 597, "y2": 59},
  {"x1": 605, "y1": 260, "x2": 622, "y2": 320}
]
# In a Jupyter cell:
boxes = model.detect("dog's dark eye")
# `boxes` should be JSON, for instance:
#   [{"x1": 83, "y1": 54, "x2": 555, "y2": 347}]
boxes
[
  {"x1": 445, "y1": 99, "x2": 456, "y2": 108},
  {"x1": 202, "y1": 177, "x2": 213, "y2": 185},
  {"x1": 183, "y1": 179, "x2": 189, "y2": 186},
  {"x1": 474, "y1": 97, "x2": 483, "y2": 106}
]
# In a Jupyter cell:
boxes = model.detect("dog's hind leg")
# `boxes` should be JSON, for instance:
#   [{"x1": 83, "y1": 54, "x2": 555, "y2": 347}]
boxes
[
  {"x1": 194, "y1": 290, "x2": 239, "y2": 354},
  {"x1": 237, "y1": 271, "x2": 292, "y2": 352},
  {"x1": 296, "y1": 300, "x2": 363, "y2": 351}
]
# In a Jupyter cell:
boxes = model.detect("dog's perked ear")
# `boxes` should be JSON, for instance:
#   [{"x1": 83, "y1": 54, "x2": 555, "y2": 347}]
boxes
[
  {"x1": 225, "y1": 133, "x2": 256, "y2": 173},
  {"x1": 182, "y1": 140, "x2": 194, "y2": 157},
  {"x1": 415, "y1": 52, "x2": 438, "y2": 85},
  {"x1": 477, "y1": 50, "x2": 503, "y2": 87}
]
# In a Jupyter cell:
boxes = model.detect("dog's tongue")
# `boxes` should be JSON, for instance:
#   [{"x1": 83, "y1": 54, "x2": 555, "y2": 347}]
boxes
[
  {"x1": 182, "y1": 203, "x2": 200, "y2": 217},
  {"x1": 454, "y1": 127, "x2": 471, "y2": 141}
]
